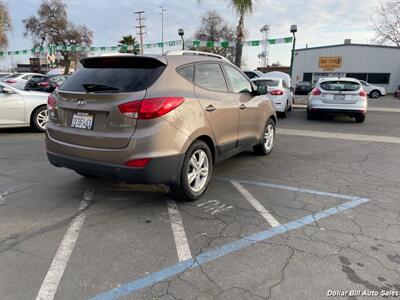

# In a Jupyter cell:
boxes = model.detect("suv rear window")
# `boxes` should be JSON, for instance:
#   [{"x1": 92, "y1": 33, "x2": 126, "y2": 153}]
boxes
[
  {"x1": 60, "y1": 57, "x2": 166, "y2": 93},
  {"x1": 320, "y1": 80, "x2": 360, "y2": 92}
]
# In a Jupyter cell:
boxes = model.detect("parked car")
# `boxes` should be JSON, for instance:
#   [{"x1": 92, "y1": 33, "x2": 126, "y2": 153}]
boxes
[
  {"x1": 307, "y1": 77, "x2": 367, "y2": 122},
  {"x1": 243, "y1": 70, "x2": 265, "y2": 79},
  {"x1": 46, "y1": 51, "x2": 276, "y2": 201},
  {"x1": 0, "y1": 82, "x2": 49, "y2": 131},
  {"x1": 358, "y1": 80, "x2": 386, "y2": 98},
  {"x1": 2, "y1": 73, "x2": 45, "y2": 90},
  {"x1": 294, "y1": 81, "x2": 312, "y2": 95},
  {"x1": 25, "y1": 75, "x2": 69, "y2": 93},
  {"x1": 0, "y1": 72, "x2": 12, "y2": 79},
  {"x1": 252, "y1": 77, "x2": 293, "y2": 117}
]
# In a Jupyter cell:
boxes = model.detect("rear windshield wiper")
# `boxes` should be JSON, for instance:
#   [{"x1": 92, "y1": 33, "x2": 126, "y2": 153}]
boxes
[{"x1": 82, "y1": 83, "x2": 120, "y2": 93}]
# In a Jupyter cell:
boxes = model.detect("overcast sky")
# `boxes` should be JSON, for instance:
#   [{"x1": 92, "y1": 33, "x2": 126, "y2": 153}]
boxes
[{"x1": 2, "y1": 0, "x2": 379, "y2": 70}]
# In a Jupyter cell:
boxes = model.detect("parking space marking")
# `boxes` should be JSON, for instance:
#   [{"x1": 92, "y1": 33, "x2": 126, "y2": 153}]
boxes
[
  {"x1": 166, "y1": 199, "x2": 192, "y2": 262},
  {"x1": 231, "y1": 181, "x2": 280, "y2": 227},
  {"x1": 89, "y1": 194, "x2": 369, "y2": 300},
  {"x1": 278, "y1": 128, "x2": 400, "y2": 144},
  {"x1": 36, "y1": 190, "x2": 93, "y2": 300},
  {"x1": 217, "y1": 177, "x2": 360, "y2": 201}
]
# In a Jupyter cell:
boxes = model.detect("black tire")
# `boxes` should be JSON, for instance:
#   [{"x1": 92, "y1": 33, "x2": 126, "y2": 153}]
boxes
[
  {"x1": 355, "y1": 114, "x2": 365, "y2": 123},
  {"x1": 369, "y1": 90, "x2": 381, "y2": 99},
  {"x1": 31, "y1": 105, "x2": 47, "y2": 132},
  {"x1": 280, "y1": 101, "x2": 288, "y2": 118},
  {"x1": 253, "y1": 118, "x2": 275, "y2": 156},
  {"x1": 170, "y1": 140, "x2": 213, "y2": 201},
  {"x1": 307, "y1": 108, "x2": 315, "y2": 120}
]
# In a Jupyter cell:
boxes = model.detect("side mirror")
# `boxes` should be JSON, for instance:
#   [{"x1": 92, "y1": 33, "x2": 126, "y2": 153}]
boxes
[
  {"x1": 289, "y1": 87, "x2": 294, "y2": 92},
  {"x1": 2, "y1": 87, "x2": 14, "y2": 94},
  {"x1": 255, "y1": 85, "x2": 269, "y2": 95}
]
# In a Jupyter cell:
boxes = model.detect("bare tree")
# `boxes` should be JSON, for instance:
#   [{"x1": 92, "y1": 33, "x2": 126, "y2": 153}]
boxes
[
  {"x1": 372, "y1": 0, "x2": 400, "y2": 46},
  {"x1": 23, "y1": 0, "x2": 93, "y2": 74},
  {"x1": 194, "y1": 10, "x2": 236, "y2": 61},
  {"x1": 0, "y1": 1, "x2": 12, "y2": 50}
]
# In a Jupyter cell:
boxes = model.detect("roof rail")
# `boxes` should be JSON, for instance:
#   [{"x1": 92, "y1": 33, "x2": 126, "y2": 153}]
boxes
[{"x1": 164, "y1": 50, "x2": 230, "y2": 62}]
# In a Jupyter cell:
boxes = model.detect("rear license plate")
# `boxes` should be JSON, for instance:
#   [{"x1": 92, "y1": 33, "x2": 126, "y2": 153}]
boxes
[
  {"x1": 71, "y1": 112, "x2": 94, "y2": 129},
  {"x1": 334, "y1": 94, "x2": 346, "y2": 100}
]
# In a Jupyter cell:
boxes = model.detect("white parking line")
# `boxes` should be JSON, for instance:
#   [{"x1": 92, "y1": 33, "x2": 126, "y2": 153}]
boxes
[
  {"x1": 231, "y1": 181, "x2": 280, "y2": 227},
  {"x1": 166, "y1": 199, "x2": 192, "y2": 262},
  {"x1": 36, "y1": 190, "x2": 93, "y2": 300},
  {"x1": 278, "y1": 128, "x2": 400, "y2": 144}
]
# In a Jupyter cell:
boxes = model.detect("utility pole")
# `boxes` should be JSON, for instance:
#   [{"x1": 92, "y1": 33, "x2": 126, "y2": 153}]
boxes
[
  {"x1": 135, "y1": 11, "x2": 146, "y2": 54},
  {"x1": 159, "y1": 6, "x2": 166, "y2": 54}
]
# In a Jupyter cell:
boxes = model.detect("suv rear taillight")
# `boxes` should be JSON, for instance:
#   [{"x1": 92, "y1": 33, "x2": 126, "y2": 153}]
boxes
[
  {"x1": 38, "y1": 81, "x2": 49, "y2": 87},
  {"x1": 47, "y1": 94, "x2": 57, "y2": 110},
  {"x1": 312, "y1": 88, "x2": 321, "y2": 96},
  {"x1": 6, "y1": 79, "x2": 17, "y2": 83},
  {"x1": 270, "y1": 89, "x2": 284, "y2": 95},
  {"x1": 359, "y1": 90, "x2": 367, "y2": 97},
  {"x1": 118, "y1": 97, "x2": 185, "y2": 119}
]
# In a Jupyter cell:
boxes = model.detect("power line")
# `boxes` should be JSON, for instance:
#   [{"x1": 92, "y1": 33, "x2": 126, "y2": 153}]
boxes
[
  {"x1": 159, "y1": 6, "x2": 167, "y2": 54},
  {"x1": 134, "y1": 11, "x2": 146, "y2": 54}
]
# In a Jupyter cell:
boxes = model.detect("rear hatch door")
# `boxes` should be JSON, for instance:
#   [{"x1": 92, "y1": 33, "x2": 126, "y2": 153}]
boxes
[
  {"x1": 319, "y1": 80, "x2": 361, "y2": 104},
  {"x1": 48, "y1": 55, "x2": 166, "y2": 149}
]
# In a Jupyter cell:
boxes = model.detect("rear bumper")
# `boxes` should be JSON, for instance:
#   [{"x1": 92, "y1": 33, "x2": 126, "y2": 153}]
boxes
[
  {"x1": 47, "y1": 151, "x2": 184, "y2": 185},
  {"x1": 308, "y1": 108, "x2": 366, "y2": 116}
]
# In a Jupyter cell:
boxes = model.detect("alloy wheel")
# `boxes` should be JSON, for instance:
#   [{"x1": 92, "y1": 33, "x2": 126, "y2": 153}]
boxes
[
  {"x1": 187, "y1": 149, "x2": 209, "y2": 192},
  {"x1": 264, "y1": 124, "x2": 275, "y2": 152},
  {"x1": 36, "y1": 109, "x2": 48, "y2": 131}
]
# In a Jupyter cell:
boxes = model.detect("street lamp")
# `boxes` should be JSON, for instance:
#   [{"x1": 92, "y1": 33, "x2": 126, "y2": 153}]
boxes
[
  {"x1": 178, "y1": 28, "x2": 184, "y2": 50},
  {"x1": 289, "y1": 25, "x2": 297, "y2": 80}
]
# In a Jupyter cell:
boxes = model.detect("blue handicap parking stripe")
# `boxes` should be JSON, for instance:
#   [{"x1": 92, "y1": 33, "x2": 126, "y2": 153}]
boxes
[{"x1": 88, "y1": 196, "x2": 369, "y2": 300}]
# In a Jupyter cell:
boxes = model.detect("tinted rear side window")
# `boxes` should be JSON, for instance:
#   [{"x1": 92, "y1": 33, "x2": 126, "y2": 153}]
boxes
[
  {"x1": 60, "y1": 57, "x2": 166, "y2": 93},
  {"x1": 320, "y1": 81, "x2": 360, "y2": 92},
  {"x1": 195, "y1": 63, "x2": 227, "y2": 92},
  {"x1": 177, "y1": 65, "x2": 194, "y2": 82}
]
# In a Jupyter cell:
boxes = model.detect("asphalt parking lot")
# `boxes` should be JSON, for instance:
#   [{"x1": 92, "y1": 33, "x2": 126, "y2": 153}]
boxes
[{"x1": 1, "y1": 96, "x2": 399, "y2": 300}]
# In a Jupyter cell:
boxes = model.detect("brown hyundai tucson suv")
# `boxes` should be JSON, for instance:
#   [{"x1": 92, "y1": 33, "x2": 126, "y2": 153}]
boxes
[{"x1": 46, "y1": 51, "x2": 277, "y2": 200}]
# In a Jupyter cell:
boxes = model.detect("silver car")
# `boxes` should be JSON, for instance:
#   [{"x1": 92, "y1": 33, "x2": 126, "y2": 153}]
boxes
[
  {"x1": 0, "y1": 82, "x2": 49, "y2": 131},
  {"x1": 307, "y1": 77, "x2": 368, "y2": 123},
  {"x1": 2, "y1": 73, "x2": 44, "y2": 90}
]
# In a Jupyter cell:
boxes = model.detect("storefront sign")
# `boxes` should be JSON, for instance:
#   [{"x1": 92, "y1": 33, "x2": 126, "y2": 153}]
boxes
[{"x1": 319, "y1": 56, "x2": 342, "y2": 70}]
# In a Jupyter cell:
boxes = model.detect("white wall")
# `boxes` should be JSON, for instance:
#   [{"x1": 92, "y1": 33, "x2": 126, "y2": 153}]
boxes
[{"x1": 292, "y1": 45, "x2": 400, "y2": 92}]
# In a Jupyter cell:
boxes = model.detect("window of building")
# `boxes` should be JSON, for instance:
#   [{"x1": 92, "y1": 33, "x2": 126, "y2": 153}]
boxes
[
  {"x1": 303, "y1": 73, "x2": 312, "y2": 82},
  {"x1": 367, "y1": 73, "x2": 390, "y2": 84},
  {"x1": 346, "y1": 73, "x2": 367, "y2": 81}
]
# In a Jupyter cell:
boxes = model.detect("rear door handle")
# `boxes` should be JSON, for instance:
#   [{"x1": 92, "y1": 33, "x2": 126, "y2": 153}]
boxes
[
  {"x1": 205, "y1": 105, "x2": 216, "y2": 112},
  {"x1": 239, "y1": 104, "x2": 247, "y2": 110}
]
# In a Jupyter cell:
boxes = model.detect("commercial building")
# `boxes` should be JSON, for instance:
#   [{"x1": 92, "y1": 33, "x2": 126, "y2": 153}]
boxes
[{"x1": 292, "y1": 41, "x2": 400, "y2": 92}]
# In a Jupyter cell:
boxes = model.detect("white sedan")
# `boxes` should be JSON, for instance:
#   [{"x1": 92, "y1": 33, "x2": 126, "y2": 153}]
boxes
[
  {"x1": 0, "y1": 82, "x2": 49, "y2": 131},
  {"x1": 252, "y1": 77, "x2": 293, "y2": 117},
  {"x1": 2, "y1": 72, "x2": 44, "y2": 90}
]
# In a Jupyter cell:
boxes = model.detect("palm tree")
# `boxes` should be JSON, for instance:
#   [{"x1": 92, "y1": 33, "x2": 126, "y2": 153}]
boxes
[
  {"x1": 118, "y1": 35, "x2": 140, "y2": 54},
  {"x1": 231, "y1": 0, "x2": 254, "y2": 67}
]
